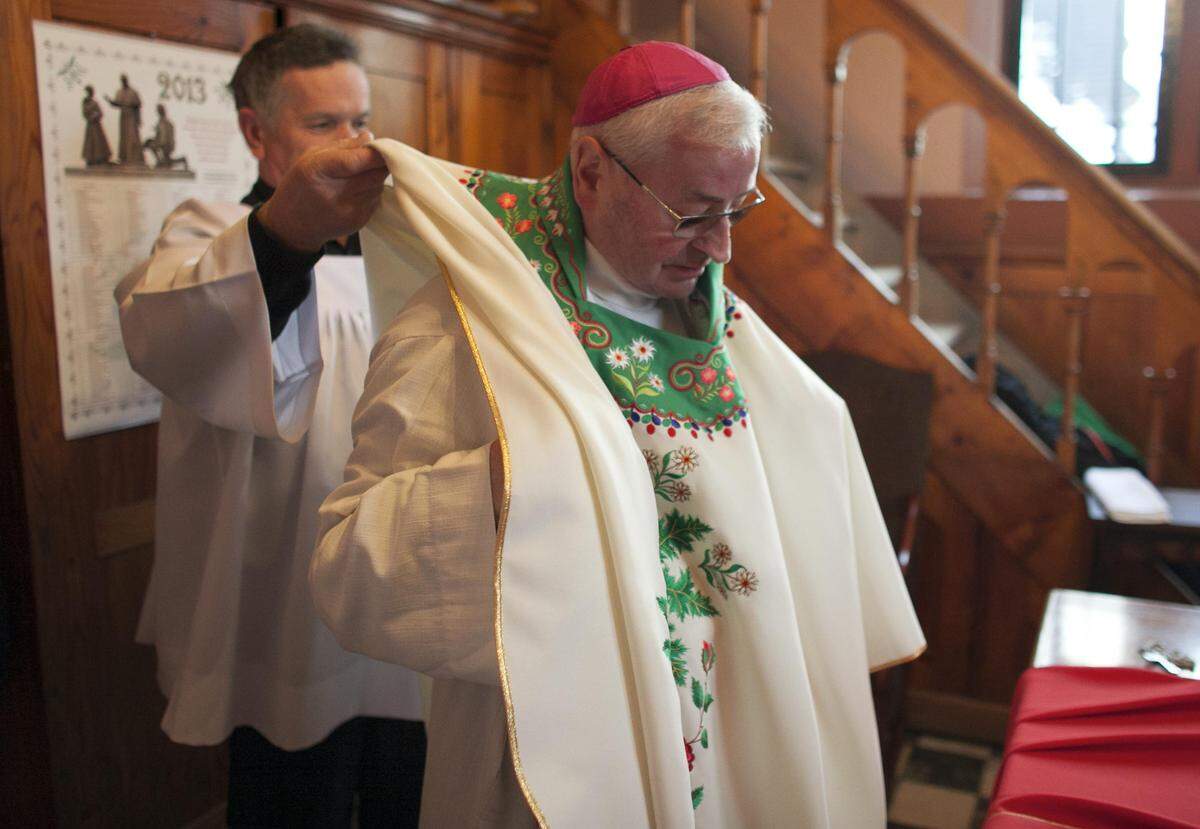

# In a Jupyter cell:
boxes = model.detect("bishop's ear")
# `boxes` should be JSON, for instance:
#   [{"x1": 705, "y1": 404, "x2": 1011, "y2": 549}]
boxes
[
  {"x1": 570, "y1": 136, "x2": 607, "y2": 212},
  {"x1": 237, "y1": 107, "x2": 268, "y2": 161}
]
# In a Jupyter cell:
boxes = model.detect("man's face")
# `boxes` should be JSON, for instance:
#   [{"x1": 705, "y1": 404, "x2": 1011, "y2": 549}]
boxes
[
  {"x1": 240, "y1": 61, "x2": 371, "y2": 186},
  {"x1": 577, "y1": 135, "x2": 759, "y2": 300}
]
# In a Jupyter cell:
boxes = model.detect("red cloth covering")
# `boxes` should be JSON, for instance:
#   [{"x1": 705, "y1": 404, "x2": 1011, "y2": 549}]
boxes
[{"x1": 985, "y1": 666, "x2": 1200, "y2": 828}]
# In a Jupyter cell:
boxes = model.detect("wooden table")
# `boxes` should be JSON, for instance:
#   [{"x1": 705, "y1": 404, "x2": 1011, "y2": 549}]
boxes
[{"x1": 1033, "y1": 588, "x2": 1200, "y2": 668}]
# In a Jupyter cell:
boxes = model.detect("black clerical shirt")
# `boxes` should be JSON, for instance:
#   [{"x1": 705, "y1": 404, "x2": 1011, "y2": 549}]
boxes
[{"x1": 242, "y1": 179, "x2": 362, "y2": 340}]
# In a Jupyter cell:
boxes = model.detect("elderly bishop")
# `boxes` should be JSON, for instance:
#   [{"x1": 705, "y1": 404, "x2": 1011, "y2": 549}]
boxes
[{"x1": 312, "y1": 42, "x2": 925, "y2": 827}]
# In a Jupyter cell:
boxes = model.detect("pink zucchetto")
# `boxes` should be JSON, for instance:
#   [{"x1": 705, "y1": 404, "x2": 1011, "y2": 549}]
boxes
[{"x1": 571, "y1": 41, "x2": 731, "y2": 127}]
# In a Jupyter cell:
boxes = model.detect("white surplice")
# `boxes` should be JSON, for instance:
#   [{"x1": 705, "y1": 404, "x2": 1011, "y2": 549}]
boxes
[
  {"x1": 311, "y1": 141, "x2": 925, "y2": 826},
  {"x1": 116, "y1": 198, "x2": 422, "y2": 750}
]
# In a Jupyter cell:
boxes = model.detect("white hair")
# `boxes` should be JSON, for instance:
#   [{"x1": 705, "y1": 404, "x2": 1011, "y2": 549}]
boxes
[{"x1": 570, "y1": 79, "x2": 770, "y2": 167}]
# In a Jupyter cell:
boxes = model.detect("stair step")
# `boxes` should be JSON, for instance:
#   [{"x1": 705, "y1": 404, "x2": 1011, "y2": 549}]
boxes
[
  {"x1": 925, "y1": 321, "x2": 966, "y2": 348},
  {"x1": 765, "y1": 156, "x2": 812, "y2": 180},
  {"x1": 872, "y1": 264, "x2": 904, "y2": 288}
]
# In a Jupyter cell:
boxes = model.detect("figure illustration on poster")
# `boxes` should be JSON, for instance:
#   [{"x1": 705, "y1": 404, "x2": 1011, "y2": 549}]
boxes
[
  {"x1": 105, "y1": 74, "x2": 144, "y2": 166},
  {"x1": 143, "y1": 104, "x2": 188, "y2": 171},
  {"x1": 80, "y1": 85, "x2": 112, "y2": 167},
  {"x1": 68, "y1": 71, "x2": 195, "y2": 180}
]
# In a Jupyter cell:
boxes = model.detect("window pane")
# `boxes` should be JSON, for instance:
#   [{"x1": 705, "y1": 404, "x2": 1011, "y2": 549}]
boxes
[{"x1": 1016, "y1": 0, "x2": 1166, "y2": 166}]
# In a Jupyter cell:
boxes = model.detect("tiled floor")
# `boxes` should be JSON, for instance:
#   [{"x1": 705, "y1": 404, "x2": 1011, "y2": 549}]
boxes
[{"x1": 888, "y1": 734, "x2": 1002, "y2": 829}]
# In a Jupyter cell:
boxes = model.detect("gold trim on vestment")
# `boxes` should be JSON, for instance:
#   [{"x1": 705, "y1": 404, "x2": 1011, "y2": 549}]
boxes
[
  {"x1": 869, "y1": 643, "x2": 927, "y2": 674},
  {"x1": 437, "y1": 260, "x2": 548, "y2": 828}
]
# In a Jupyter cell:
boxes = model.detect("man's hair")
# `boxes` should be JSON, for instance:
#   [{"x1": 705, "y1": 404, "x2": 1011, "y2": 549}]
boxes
[
  {"x1": 570, "y1": 80, "x2": 770, "y2": 167},
  {"x1": 229, "y1": 23, "x2": 360, "y2": 116}
]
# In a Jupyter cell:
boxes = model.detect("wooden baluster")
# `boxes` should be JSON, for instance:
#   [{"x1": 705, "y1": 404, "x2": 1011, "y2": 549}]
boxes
[
  {"x1": 679, "y1": 0, "x2": 695, "y2": 48},
  {"x1": 1144, "y1": 366, "x2": 1176, "y2": 483},
  {"x1": 1055, "y1": 284, "x2": 1091, "y2": 475},
  {"x1": 823, "y1": 53, "x2": 848, "y2": 244},
  {"x1": 976, "y1": 208, "x2": 1006, "y2": 396},
  {"x1": 900, "y1": 130, "x2": 925, "y2": 317},
  {"x1": 609, "y1": 0, "x2": 630, "y2": 38},
  {"x1": 750, "y1": 1, "x2": 771, "y2": 101}
]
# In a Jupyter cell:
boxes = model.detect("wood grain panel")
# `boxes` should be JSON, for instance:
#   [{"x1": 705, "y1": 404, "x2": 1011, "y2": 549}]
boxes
[
  {"x1": 52, "y1": 0, "x2": 275, "y2": 52},
  {"x1": 454, "y1": 47, "x2": 553, "y2": 176}
]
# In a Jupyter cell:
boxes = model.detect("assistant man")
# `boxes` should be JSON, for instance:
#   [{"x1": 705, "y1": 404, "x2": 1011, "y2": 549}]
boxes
[{"x1": 116, "y1": 24, "x2": 424, "y2": 828}]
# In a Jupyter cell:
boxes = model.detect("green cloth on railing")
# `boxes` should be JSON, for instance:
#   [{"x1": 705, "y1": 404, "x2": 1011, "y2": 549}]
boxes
[{"x1": 1044, "y1": 394, "x2": 1143, "y2": 463}]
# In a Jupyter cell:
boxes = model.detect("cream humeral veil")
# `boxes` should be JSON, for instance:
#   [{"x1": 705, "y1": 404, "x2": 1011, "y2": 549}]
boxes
[{"x1": 360, "y1": 139, "x2": 924, "y2": 827}]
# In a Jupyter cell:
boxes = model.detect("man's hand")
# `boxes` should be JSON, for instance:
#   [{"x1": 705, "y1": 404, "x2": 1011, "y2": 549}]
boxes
[{"x1": 256, "y1": 133, "x2": 387, "y2": 253}]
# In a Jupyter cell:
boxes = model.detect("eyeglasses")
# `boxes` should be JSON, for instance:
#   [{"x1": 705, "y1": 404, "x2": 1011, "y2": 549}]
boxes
[{"x1": 602, "y1": 145, "x2": 765, "y2": 239}]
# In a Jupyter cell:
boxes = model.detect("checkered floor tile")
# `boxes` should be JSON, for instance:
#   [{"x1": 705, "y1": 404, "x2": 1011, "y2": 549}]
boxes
[{"x1": 888, "y1": 734, "x2": 1002, "y2": 829}]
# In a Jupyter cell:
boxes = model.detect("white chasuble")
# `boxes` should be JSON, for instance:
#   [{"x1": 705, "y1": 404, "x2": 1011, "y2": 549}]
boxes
[{"x1": 325, "y1": 140, "x2": 924, "y2": 826}]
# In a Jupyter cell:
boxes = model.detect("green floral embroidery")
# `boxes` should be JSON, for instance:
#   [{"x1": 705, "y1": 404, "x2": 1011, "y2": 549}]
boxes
[
  {"x1": 463, "y1": 159, "x2": 752, "y2": 440},
  {"x1": 642, "y1": 448, "x2": 758, "y2": 809}
]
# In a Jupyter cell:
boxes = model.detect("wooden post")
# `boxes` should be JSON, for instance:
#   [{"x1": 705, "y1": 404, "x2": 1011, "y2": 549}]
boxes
[
  {"x1": 823, "y1": 53, "x2": 848, "y2": 244},
  {"x1": 679, "y1": 0, "x2": 695, "y2": 48},
  {"x1": 900, "y1": 130, "x2": 925, "y2": 317},
  {"x1": 1144, "y1": 366, "x2": 1176, "y2": 483},
  {"x1": 609, "y1": 0, "x2": 630, "y2": 38},
  {"x1": 1055, "y1": 284, "x2": 1091, "y2": 475},
  {"x1": 976, "y1": 208, "x2": 1006, "y2": 396},
  {"x1": 750, "y1": 1, "x2": 771, "y2": 100}
]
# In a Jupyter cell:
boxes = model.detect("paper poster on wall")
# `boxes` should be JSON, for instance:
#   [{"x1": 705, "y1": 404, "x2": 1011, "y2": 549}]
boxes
[{"x1": 33, "y1": 21, "x2": 257, "y2": 439}]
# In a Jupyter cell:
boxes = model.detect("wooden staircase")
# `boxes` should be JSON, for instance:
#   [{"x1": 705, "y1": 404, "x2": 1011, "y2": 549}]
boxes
[{"x1": 542, "y1": 0, "x2": 1200, "y2": 722}]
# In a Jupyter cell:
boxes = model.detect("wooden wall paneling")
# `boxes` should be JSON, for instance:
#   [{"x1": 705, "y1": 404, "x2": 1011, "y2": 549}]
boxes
[
  {"x1": 907, "y1": 471, "x2": 983, "y2": 698},
  {"x1": 280, "y1": 0, "x2": 551, "y2": 61},
  {"x1": 286, "y1": 8, "x2": 431, "y2": 149},
  {"x1": 52, "y1": 0, "x2": 275, "y2": 52},
  {"x1": 2, "y1": 0, "x2": 274, "y2": 824},
  {"x1": 453, "y1": 48, "x2": 553, "y2": 177},
  {"x1": 425, "y1": 41, "x2": 453, "y2": 159}
]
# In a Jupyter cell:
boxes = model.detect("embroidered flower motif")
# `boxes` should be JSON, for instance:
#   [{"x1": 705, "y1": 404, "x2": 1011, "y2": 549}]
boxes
[
  {"x1": 514, "y1": 219, "x2": 533, "y2": 234},
  {"x1": 674, "y1": 446, "x2": 699, "y2": 472},
  {"x1": 684, "y1": 739, "x2": 696, "y2": 772},
  {"x1": 667, "y1": 481, "x2": 692, "y2": 502},
  {"x1": 529, "y1": 258, "x2": 542, "y2": 272},
  {"x1": 699, "y1": 367, "x2": 718, "y2": 385},
  {"x1": 649, "y1": 374, "x2": 665, "y2": 392},
  {"x1": 718, "y1": 385, "x2": 735, "y2": 402},
  {"x1": 547, "y1": 208, "x2": 559, "y2": 221},
  {"x1": 725, "y1": 366, "x2": 737, "y2": 381},
  {"x1": 630, "y1": 337, "x2": 655, "y2": 363},
  {"x1": 701, "y1": 640, "x2": 716, "y2": 673},
  {"x1": 711, "y1": 543, "x2": 732, "y2": 567},
  {"x1": 570, "y1": 320, "x2": 582, "y2": 335},
  {"x1": 643, "y1": 448, "x2": 660, "y2": 469},
  {"x1": 552, "y1": 222, "x2": 565, "y2": 237},
  {"x1": 605, "y1": 347, "x2": 629, "y2": 369},
  {"x1": 496, "y1": 192, "x2": 518, "y2": 210},
  {"x1": 731, "y1": 569, "x2": 759, "y2": 596}
]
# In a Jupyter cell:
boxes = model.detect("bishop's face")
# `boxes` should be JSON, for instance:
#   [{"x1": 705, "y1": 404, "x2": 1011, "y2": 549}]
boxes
[{"x1": 574, "y1": 135, "x2": 759, "y2": 300}]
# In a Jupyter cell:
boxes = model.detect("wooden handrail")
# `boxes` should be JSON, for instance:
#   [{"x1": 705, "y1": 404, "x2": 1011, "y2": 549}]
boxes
[{"x1": 824, "y1": 0, "x2": 1200, "y2": 482}]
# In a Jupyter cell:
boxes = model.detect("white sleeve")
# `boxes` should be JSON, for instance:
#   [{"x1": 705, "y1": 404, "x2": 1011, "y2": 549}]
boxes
[
  {"x1": 842, "y1": 405, "x2": 927, "y2": 671},
  {"x1": 311, "y1": 326, "x2": 500, "y2": 685},
  {"x1": 114, "y1": 199, "x2": 321, "y2": 441}
]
